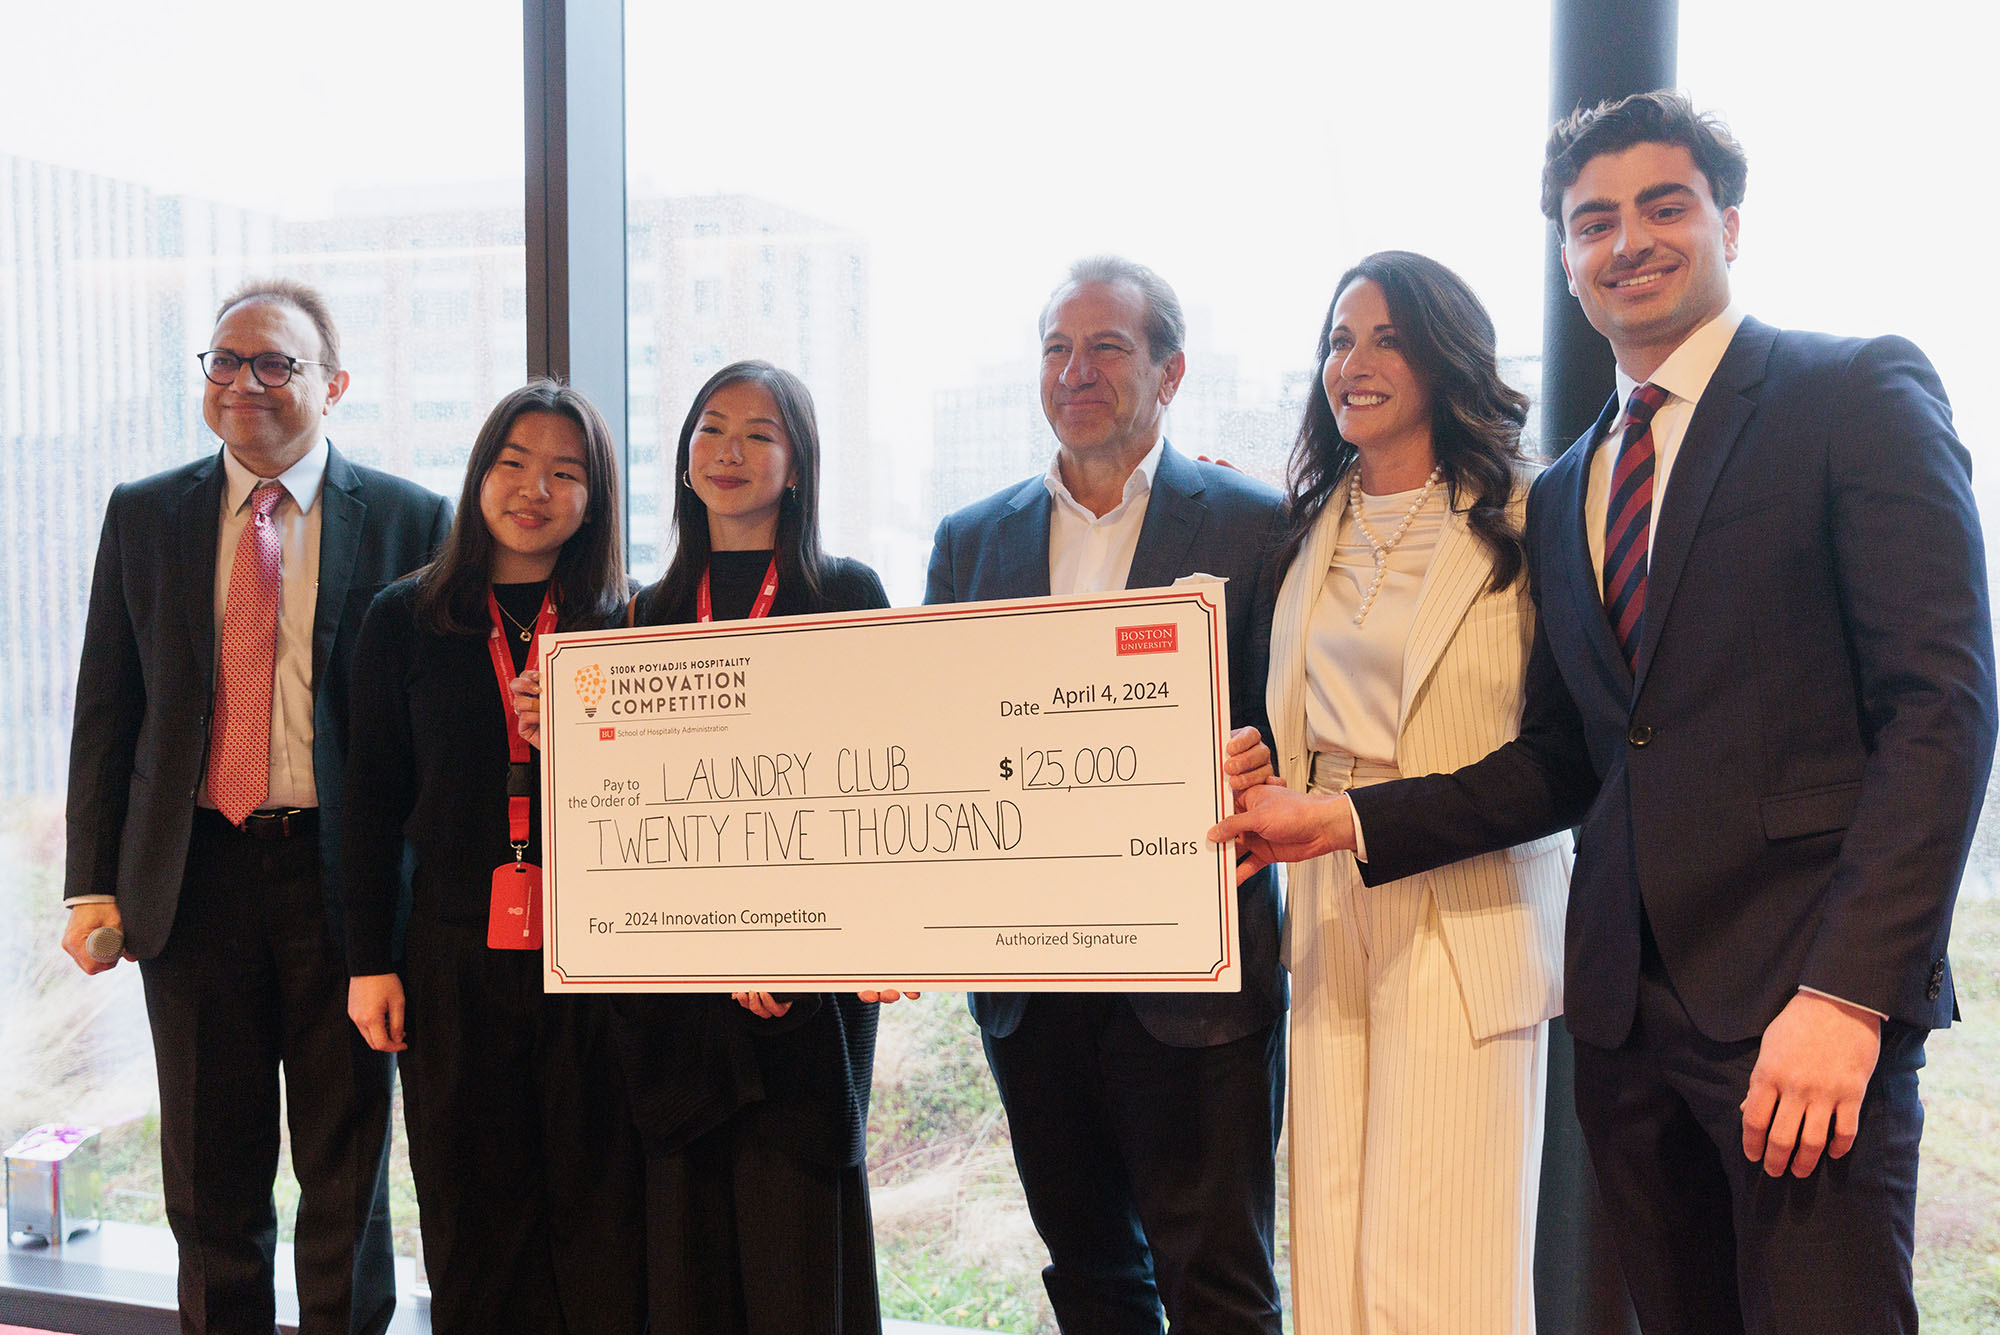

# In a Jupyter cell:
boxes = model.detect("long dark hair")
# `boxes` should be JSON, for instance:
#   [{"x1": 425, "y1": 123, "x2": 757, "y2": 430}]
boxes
[
  {"x1": 646, "y1": 360, "x2": 829, "y2": 616},
  {"x1": 1277, "y1": 251, "x2": 1530, "y2": 593},
  {"x1": 415, "y1": 380, "x2": 627, "y2": 635}
]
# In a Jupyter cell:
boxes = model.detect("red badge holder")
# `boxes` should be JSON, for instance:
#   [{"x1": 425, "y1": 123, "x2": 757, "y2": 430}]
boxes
[{"x1": 488, "y1": 758, "x2": 544, "y2": 949}]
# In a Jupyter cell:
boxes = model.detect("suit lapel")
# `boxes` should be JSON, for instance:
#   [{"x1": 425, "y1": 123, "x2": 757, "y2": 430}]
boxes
[
  {"x1": 1633, "y1": 319, "x2": 1774, "y2": 689},
  {"x1": 1397, "y1": 502, "x2": 1488, "y2": 730},
  {"x1": 991, "y1": 476, "x2": 1053, "y2": 598},
  {"x1": 179, "y1": 455, "x2": 226, "y2": 688},
  {"x1": 1554, "y1": 396, "x2": 1634, "y2": 692},
  {"x1": 314, "y1": 444, "x2": 365, "y2": 687},
  {"x1": 1126, "y1": 444, "x2": 1203, "y2": 591}
]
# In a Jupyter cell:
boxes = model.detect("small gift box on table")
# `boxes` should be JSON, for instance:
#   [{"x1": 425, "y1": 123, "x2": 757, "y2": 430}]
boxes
[{"x1": 5, "y1": 1123, "x2": 104, "y2": 1249}]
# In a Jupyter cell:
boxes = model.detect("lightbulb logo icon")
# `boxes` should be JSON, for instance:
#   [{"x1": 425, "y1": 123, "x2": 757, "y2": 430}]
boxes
[{"x1": 574, "y1": 663, "x2": 607, "y2": 718}]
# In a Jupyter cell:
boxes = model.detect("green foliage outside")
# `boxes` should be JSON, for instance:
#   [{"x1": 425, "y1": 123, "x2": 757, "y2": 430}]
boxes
[
  {"x1": 1912, "y1": 894, "x2": 2000, "y2": 1328},
  {"x1": 6, "y1": 796, "x2": 1994, "y2": 1331}
]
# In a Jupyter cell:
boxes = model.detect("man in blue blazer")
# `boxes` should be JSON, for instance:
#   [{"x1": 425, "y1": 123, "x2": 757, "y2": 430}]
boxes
[
  {"x1": 928, "y1": 256, "x2": 1287, "y2": 1333},
  {"x1": 1214, "y1": 93, "x2": 1994, "y2": 1333},
  {"x1": 61, "y1": 280, "x2": 451, "y2": 1334}
]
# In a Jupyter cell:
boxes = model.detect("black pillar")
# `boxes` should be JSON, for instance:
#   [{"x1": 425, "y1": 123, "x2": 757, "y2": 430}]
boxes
[
  {"x1": 524, "y1": 0, "x2": 628, "y2": 457},
  {"x1": 1540, "y1": 0, "x2": 1678, "y2": 453},
  {"x1": 1534, "y1": 4, "x2": 1675, "y2": 1334}
]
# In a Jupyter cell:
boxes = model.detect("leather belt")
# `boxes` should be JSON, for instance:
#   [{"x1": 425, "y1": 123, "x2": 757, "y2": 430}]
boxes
[{"x1": 202, "y1": 807, "x2": 318, "y2": 841}]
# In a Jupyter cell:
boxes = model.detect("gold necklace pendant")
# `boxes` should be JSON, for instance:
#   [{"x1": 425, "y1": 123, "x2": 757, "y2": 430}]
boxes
[{"x1": 495, "y1": 598, "x2": 538, "y2": 642}]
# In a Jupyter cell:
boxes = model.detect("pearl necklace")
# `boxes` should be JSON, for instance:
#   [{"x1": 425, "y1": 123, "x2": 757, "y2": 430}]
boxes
[{"x1": 1347, "y1": 463, "x2": 1444, "y2": 626}]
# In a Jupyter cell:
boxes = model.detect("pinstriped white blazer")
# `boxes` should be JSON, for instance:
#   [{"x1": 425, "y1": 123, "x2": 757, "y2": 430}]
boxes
[{"x1": 1270, "y1": 481, "x2": 1570, "y2": 1040}]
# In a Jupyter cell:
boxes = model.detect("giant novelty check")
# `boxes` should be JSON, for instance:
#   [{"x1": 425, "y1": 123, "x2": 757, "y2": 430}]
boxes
[{"x1": 539, "y1": 583, "x2": 1241, "y2": 992}]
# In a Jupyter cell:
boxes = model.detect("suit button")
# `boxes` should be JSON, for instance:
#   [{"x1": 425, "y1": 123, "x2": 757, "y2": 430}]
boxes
[
  {"x1": 1928, "y1": 960, "x2": 1946, "y2": 1000},
  {"x1": 1628, "y1": 725, "x2": 1653, "y2": 747}
]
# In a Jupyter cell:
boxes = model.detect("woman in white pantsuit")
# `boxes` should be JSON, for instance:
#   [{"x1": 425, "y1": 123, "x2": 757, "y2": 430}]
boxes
[{"x1": 1247, "y1": 252, "x2": 1571, "y2": 1333}]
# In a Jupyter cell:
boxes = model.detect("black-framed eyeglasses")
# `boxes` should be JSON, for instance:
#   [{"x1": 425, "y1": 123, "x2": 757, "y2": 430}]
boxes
[{"x1": 197, "y1": 349, "x2": 335, "y2": 389}]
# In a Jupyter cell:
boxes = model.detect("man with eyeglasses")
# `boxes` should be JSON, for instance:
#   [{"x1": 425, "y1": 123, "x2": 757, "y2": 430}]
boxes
[{"x1": 62, "y1": 278, "x2": 451, "y2": 1334}]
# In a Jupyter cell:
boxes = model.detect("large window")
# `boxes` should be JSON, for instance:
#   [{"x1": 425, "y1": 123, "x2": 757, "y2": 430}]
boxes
[
  {"x1": 623, "y1": 0, "x2": 1554, "y2": 603},
  {"x1": 9, "y1": 4, "x2": 1995, "y2": 1332},
  {"x1": 625, "y1": 2, "x2": 1551, "y2": 1326},
  {"x1": 1678, "y1": 7, "x2": 2000, "y2": 1327},
  {"x1": 0, "y1": 0, "x2": 523, "y2": 1284}
]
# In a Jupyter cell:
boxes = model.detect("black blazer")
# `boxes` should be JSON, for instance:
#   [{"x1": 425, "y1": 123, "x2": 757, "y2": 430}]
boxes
[
  {"x1": 1350, "y1": 319, "x2": 1997, "y2": 1047},
  {"x1": 925, "y1": 443, "x2": 1288, "y2": 1046},
  {"x1": 64, "y1": 444, "x2": 453, "y2": 958}
]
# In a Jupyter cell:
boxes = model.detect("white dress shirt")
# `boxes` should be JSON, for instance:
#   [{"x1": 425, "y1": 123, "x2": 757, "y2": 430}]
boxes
[
  {"x1": 1584, "y1": 306, "x2": 1745, "y2": 579},
  {"x1": 1045, "y1": 438, "x2": 1165, "y2": 595},
  {"x1": 204, "y1": 439, "x2": 327, "y2": 810}
]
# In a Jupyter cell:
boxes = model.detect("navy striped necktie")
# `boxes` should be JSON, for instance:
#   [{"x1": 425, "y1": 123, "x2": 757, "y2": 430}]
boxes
[{"x1": 1603, "y1": 382, "x2": 1669, "y2": 671}]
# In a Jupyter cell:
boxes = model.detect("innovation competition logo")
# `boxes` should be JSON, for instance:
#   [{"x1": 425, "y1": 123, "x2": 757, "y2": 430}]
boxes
[
  {"x1": 590, "y1": 656, "x2": 752, "y2": 717},
  {"x1": 572, "y1": 662, "x2": 607, "y2": 718}
]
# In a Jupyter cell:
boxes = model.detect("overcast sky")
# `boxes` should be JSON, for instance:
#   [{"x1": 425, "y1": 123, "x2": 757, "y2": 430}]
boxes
[{"x1": 6, "y1": 0, "x2": 1992, "y2": 485}]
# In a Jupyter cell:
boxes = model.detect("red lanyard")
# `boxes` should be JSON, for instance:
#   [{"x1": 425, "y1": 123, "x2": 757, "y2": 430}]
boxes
[
  {"x1": 486, "y1": 586, "x2": 559, "y2": 858},
  {"x1": 695, "y1": 555, "x2": 780, "y2": 622}
]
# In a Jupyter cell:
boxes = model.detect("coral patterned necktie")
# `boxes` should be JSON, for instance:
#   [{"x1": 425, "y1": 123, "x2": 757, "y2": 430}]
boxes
[
  {"x1": 1602, "y1": 382, "x2": 1669, "y2": 672},
  {"x1": 207, "y1": 482, "x2": 285, "y2": 825}
]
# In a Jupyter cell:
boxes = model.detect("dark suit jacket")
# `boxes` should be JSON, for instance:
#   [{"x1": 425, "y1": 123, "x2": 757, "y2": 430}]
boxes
[
  {"x1": 64, "y1": 443, "x2": 453, "y2": 959},
  {"x1": 926, "y1": 442, "x2": 1288, "y2": 1046},
  {"x1": 1350, "y1": 318, "x2": 1996, "y2": 1049}
]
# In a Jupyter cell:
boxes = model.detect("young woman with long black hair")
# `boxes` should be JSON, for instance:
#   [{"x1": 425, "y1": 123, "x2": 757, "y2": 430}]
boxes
[
  {"x1": 515, "y1": 359, "x2": 898, "y2": 1334},
  {"x1": 341, "y1": 380, "x2": 645, "y2": 1333}
]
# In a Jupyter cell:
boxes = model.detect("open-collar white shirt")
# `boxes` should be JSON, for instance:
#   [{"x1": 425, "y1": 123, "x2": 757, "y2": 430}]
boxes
[{"x1": 1044, "y1": 437, "x2": 1165, "y2": 596}]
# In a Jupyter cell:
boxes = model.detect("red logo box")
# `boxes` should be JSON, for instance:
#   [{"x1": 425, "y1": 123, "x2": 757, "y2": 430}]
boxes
[
  {"x1": 1116, "y1": 623, "x2": 1178, "y2": 656},
  {"x1": 599, "y1": 727, "x2": 617, "y2": 740}
]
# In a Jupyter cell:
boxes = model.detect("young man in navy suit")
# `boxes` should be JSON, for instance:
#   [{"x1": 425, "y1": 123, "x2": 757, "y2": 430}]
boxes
[
  {"x1": 928, "y1": 256, "x2": 1287, "y2": 1333},
  {"x1": 62, "y1": 280, "x2": 451, "y2": 1334},
  {"x1": 1213, "y1": 92, "x2": 1995, "y2": 1332}
]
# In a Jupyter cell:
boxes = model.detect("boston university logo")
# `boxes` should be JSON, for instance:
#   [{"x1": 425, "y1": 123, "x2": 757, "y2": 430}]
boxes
[{"x1": 1116, "y1": 623, "x2": 1177, "y2": 656}]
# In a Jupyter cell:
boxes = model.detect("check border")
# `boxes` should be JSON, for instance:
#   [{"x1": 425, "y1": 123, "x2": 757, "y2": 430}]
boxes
[{"x1": 540, "y1": 585, "x2": 1238, "y2": 991}]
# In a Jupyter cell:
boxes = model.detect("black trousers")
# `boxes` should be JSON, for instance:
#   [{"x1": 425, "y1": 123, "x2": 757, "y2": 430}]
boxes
[
  {"x1": 398, "y1": 915, "x2": 646, "y2": 1334},
  {"x1": 641, "y1": 1098, "x2": 881, "y2": 1335},
  {"x1": 1573, "y1": 944, "x2": 1926, "y2": 1335},
  {"x1": 140, "y1": 811, "x2": 396, "y2": 1335},
  {"x1": 983, "y1": 995, "x2": 1285, "y2": 1335}
]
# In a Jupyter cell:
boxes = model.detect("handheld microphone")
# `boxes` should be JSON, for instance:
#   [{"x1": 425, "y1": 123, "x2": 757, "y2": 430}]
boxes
[{"x1": 85, "y1": 925, "x2": 125, "y2": 964}]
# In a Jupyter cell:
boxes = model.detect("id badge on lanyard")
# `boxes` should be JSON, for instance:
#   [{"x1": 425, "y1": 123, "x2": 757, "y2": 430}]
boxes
[{"x1": 485, "y1": 588, "x2": 558, "y2": 950}]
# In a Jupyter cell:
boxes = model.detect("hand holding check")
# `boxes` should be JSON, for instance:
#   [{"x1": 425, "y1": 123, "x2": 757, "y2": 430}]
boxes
[
  {"x1": 509, "y1": 668, "x2": 542, "y2": 747},
  {"x1": 1208, "y1": 728, "x2": 1359, "y2": 882},
  {"x1": 1208, "y1": 783, "x2": 1358, "y2": 883},
  {"x1": 1221, "y1": 726, "x2": 1274, "y2": 797}
]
